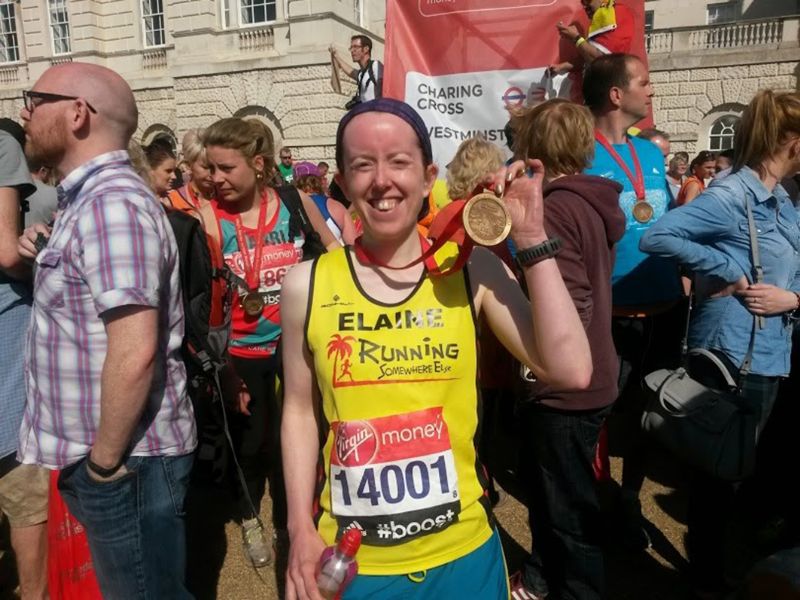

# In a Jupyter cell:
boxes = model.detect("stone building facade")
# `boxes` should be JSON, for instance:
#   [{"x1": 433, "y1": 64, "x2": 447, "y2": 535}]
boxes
[
  {"x1": 0, "y1": 0, "x2": 385, "y2": 164},
  {"x1": 1, "y1": 0, "x2": 798, "y2": 160},
  {"x1": 645, "y1": 0, "x2": 800, "y2": 153}
]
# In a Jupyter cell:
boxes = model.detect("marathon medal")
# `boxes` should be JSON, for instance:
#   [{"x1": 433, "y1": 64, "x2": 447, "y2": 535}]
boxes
[
  {"x1": 632, "y1": 201, "x2": 654, "y2": 223},
  {"x1": 594, "y1": 131, "x2": 652, "y2": 224},
  {"x1": 241, "y1": 292, "x2": 265, "y2": 317},
  {"x1": 462, "y1": 192, "x2": 512, "y2": 247},
  {"x1": 234, "y1": 193, "x2": 271, "y2": 318}
]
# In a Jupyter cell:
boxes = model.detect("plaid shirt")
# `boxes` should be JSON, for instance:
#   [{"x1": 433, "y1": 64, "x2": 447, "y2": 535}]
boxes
[{"x1": 19, "y1": 151, "x2": 196, "y2": 469}]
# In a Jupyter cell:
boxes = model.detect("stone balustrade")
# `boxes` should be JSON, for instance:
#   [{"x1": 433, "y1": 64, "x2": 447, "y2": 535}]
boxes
[
  {"x1": 142, "y1": 48, "x2": 168, "y2": 70},
  {"x1": 0, "y1": 65, "x2": 19, "y2": 85},
  {"x1": 239, "y1": 26, "x2": 275, "y2": 52},
  {"x1": 647, "y1": 16, "x2": 795, "y2": 54}
]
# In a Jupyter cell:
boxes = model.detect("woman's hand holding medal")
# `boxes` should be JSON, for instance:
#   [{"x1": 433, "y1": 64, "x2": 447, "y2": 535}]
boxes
[{"x1": 489, "y1": 159, "x2": 548, "y2": 248}]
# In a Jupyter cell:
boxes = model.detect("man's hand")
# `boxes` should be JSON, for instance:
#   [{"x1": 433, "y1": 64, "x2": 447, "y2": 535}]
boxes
[
  {"x1": 18, "y1": 223, "x2": 52, "y2": 261},
  {"x1": 557, "y1": 21, "x2": 582, "y2": 43},
  {"x1": 86, "y1": 455, "x2": 130, "y2": 483},
  {"x1": 549, "y1": 62, "x2": 574, "y2": 76}
]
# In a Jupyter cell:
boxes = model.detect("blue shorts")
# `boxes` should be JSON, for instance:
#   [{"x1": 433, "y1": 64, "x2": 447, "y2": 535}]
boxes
[{"x1": 342, "y1": 528, "x2": 509, "y2": 600}]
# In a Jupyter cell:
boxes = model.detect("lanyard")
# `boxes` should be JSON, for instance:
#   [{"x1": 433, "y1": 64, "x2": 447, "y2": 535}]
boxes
[
  {"x1": 594, "y1": 131, "x2": 645, "y2": 200},
  {"x1": 186, "y1": 183, "x2": 202, "y2": 209},
  {"x1": 233, "y1": 191, "x2": 273, "y2": 291},
  {"x1": 353, "y1": 207, "x2": 472, "y2": 278},
  {"x1": 354, "y1": 232, "x2": 444, "y2": 275}
]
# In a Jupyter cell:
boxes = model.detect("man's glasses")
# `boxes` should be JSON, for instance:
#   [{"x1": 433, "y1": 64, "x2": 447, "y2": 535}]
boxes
[
  {"x1": 280, "y1": 155, "x2": 292, "y2": 161},
  {"x1": 22, "y1": 90, "x2": 97, "y2": 114}
]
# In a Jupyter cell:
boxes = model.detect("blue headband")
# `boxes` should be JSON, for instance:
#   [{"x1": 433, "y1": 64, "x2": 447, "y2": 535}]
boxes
[{"x1": 335, "y1": 98, "x2": 433, "y2": 171}]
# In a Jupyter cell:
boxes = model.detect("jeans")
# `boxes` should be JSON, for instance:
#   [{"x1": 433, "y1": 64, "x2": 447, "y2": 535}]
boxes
[
  {"x1": 685, "y1": 352, "x2": 780, "y2": 592},
  {"x1": 58, "y1": 454, "x2": 194, "y2": 600},
  {"x1": 520, "y1": 402, "x2": 613, "y2": 600}
]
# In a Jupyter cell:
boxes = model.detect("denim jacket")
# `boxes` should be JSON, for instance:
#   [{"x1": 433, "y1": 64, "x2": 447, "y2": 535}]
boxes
[{"x1": 640, "y1": 167, "x2": 800, "y2": 376}]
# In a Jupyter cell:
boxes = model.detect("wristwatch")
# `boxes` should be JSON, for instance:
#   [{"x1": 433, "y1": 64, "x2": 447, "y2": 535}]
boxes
[
  {"x1": 515, "y1": 237, "x2": 563, "y2": 269},
  {"x1": 87, "y1": 455, "x2": 124, "y2": 478}
]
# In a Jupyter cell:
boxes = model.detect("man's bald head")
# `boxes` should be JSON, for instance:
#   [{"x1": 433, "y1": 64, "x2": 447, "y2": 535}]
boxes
[{"x1": 37, "y1": 62, "x2": 138, "y2": 144}]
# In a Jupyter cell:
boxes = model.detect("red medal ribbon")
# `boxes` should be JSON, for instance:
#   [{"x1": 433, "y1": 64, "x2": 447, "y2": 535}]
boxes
[
  {"x1": 232, "y1": 190, "x2": 277, "y2": 291},
  {"x1": 594, "y1": 131, "x2": 646, "y2": 201},
  {"x1": 186, "y1": 183, "x2": 202, "y2": 209},
  {"x1": 353, "y1": 198, "x2": 476, "y2": 277}
]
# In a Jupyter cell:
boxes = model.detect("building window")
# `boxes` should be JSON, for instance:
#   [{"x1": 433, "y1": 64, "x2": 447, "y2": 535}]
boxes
[
  {"x1": 241, "y1": 0, "x2": 276, "y2": 25},
  {"x1": 708, "y1": 115, "x2": 739, "y2": 151},
  {"x1": 48, "y1": 0, "x2": 71, "y2": 55},
  {"x1": 707, "y1": 2, "x2": 738, "y2": 25},
  {"x1": 644, "y1": 10, "x2": 654, "y2": 33},
  {"x1": 221, "y1": 0, "x2": 277, "y2": 27},
  {"x1": 355, "y1": 0, "x2": 365, "y2": 28},
  {"x1": 221, "y1": 0, "x2": 232, "y2": 28},
  {"x1": 0, "y1": 0, "x2": 19, "y2": 63},
  {"x1": 142, "y1": 0, "x2": 166, "y2": 47}
]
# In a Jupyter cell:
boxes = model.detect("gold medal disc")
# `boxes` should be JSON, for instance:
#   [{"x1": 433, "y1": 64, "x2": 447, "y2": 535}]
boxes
[
  {"x1": 241, "y1": 292, "x2": 265, "y2": 317},
  {"x1": 632, "y1": 201, "x2": 654, "y2": 224},
  {"x1": 462, "y1": 193, "x2": 512, "y2": 247}
]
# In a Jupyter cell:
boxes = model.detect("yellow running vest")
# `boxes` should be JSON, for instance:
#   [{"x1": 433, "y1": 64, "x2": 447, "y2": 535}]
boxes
[{"x1": 306, "y1": 247, "x2": 493, "y2": 575}]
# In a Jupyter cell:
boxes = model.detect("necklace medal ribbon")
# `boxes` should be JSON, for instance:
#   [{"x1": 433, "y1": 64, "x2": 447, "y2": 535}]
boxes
[
  {"x1": 186, "y1": 183, "x2": 203, "y2": 210},
  {"x1": 234, "y1": 192, "x2": 273, "y2": 317},
  {"x1": 353, "y1": 186, "x2": 512, "y2": 276},
  {"x1": 594, "y1": 131, "x2": 652, "y2": 223}
]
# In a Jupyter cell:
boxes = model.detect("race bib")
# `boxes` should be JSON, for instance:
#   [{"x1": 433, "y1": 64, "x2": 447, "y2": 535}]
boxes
[{"x1": 329, "y1": 407, "x2": 461, "y2": 546}]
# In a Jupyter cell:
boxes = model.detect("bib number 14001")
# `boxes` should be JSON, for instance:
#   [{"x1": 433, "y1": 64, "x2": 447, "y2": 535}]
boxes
[{"x1": 331, "y1": 453, "x2": 458, "y2": 515}]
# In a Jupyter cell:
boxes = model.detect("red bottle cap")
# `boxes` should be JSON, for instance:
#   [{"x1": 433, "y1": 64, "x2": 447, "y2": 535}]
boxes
[{"x1": 337, "y1": 528, "x2": 362, "y2": 558}]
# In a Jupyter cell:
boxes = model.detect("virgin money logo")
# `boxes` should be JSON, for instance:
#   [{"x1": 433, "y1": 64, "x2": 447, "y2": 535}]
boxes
[{"x1": 335, "y1": 421, "x2": 378, "y2": 467}]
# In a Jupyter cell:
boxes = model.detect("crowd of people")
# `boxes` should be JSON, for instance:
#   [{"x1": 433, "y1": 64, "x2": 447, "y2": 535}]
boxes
[{"x1": 0, "y1": 17, "x2": 799, "y2": 600}]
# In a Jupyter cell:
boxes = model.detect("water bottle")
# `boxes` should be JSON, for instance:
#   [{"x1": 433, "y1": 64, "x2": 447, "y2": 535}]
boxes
[{"x1": 316, "y1": 528, "x2": 362, "y2": 600}]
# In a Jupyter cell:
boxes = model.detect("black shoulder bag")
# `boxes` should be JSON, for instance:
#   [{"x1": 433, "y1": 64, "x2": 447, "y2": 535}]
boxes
[{"x1": 642, "y1": 196, "x2": 763, "y2": 481}]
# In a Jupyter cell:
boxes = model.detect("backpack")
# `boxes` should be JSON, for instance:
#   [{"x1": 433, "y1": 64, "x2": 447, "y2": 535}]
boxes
[
  {"x1": 277, "y1": 185, "x2": 327, "y2": 261},
  {"x1": 358, "y1": 59, "x2": 383, "y2": 99},
  {"x1": 165, "y1": 209, "x2": 232, "y2": 388}
]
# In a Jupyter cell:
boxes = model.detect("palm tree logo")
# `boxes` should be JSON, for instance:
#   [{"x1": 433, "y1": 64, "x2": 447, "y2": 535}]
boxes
[{"x1": 327, "y1": 334, "x2": 356, "y2": 385}]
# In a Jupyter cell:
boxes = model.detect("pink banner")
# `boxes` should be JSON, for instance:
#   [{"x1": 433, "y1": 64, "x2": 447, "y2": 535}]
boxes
[{"x1": 385, "y1": 0, "x2": 649, "y2": 167}]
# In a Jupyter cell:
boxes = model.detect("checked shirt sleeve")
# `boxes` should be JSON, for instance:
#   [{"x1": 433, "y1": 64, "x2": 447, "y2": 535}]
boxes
[{"x1": 75, "y1": 194, "x2": 163, "y2": 315}]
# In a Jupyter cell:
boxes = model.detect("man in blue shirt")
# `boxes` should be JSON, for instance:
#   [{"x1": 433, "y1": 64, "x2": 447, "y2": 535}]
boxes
[
  {"x1": 582, "y1": 53, "x2": 684, "y2": 551},
  {"x1": 0, "y1": 129, "x2": 48, "y2": 600}
]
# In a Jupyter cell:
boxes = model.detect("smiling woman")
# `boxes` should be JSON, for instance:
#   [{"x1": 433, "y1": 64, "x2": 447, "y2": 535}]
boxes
[{"x1": 279, "y1": 98, "x2": 592, "y2": 600}]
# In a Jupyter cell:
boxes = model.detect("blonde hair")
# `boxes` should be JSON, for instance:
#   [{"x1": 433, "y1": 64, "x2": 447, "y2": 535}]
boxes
[
  {"x1": 446, "y1": 136, "x2": 505, "y2": 201},
  {"x1": 202, "y1": 118, "x2": 276, "y2": 185},
  {"x1": 734, "y1": 90, "x2": 800, "y2": 177},
  {"x1": 512, "y1": 99, "x2": 594, "y2": 177},
  {"x1": 181, "y1": 128, "x2": 206, "y2": 165},
  {"x1": 127, "y1": 140, "x2": 152, "y2": 187}
]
